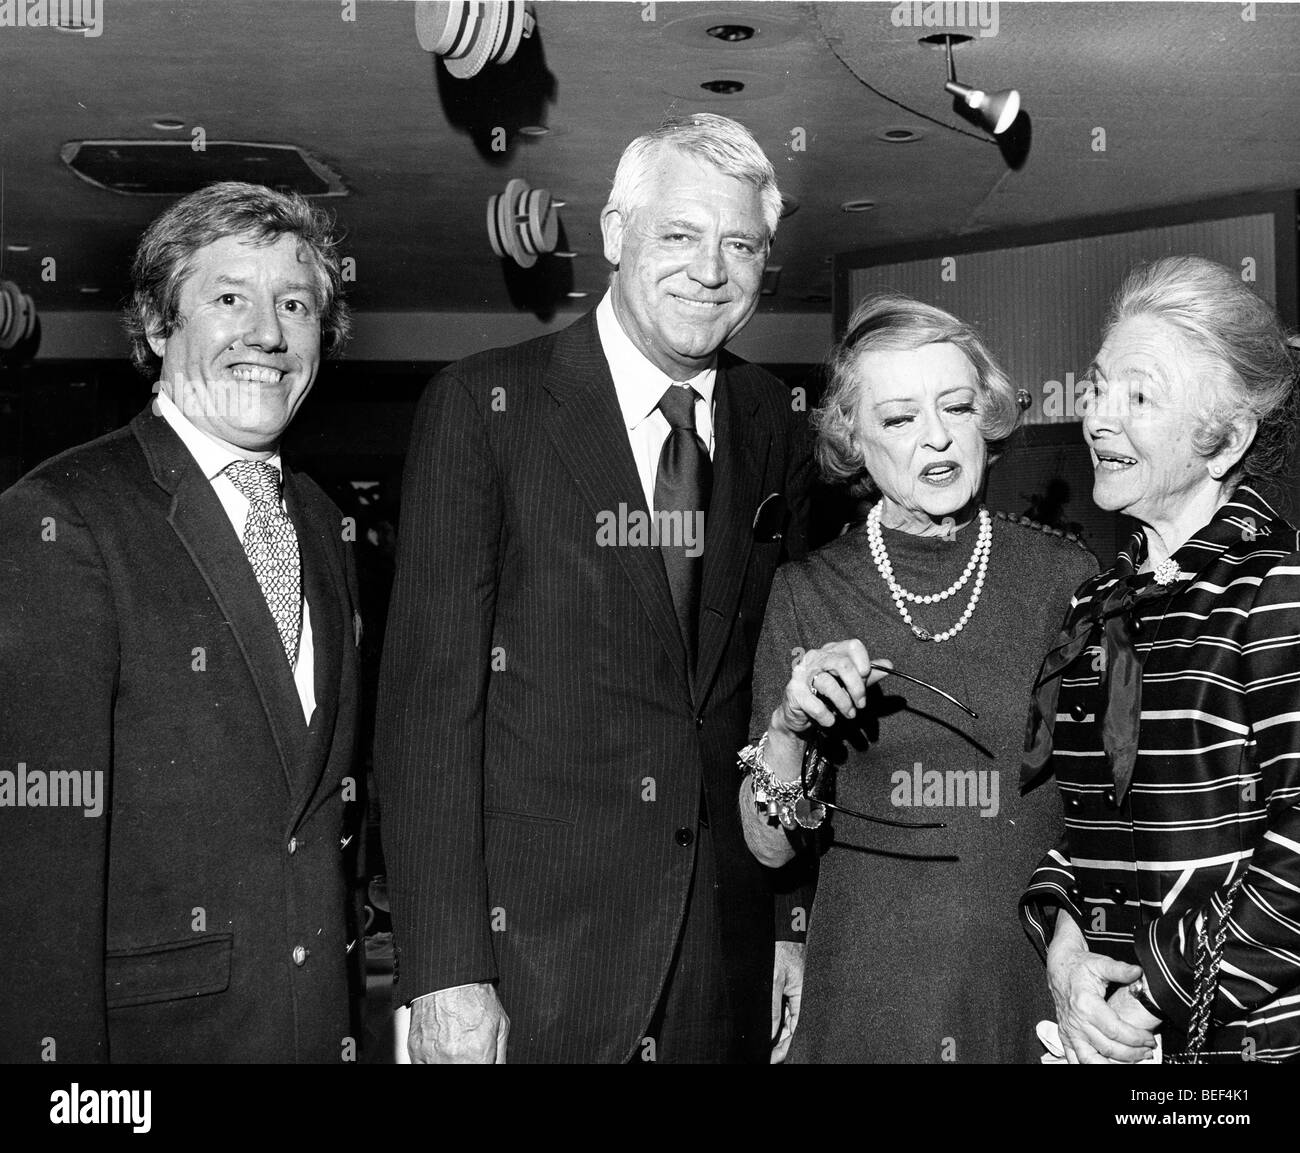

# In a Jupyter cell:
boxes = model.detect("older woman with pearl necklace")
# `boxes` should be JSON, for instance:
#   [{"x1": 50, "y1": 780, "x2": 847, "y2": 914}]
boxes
[{"x1": 740, "y1": 292, "x2": 1097, "y2": 1063}]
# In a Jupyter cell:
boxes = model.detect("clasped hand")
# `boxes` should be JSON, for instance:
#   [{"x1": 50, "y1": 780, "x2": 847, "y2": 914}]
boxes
[{"x1": 1047, "y1": 913, "x2": 1160, "y2": 1063}]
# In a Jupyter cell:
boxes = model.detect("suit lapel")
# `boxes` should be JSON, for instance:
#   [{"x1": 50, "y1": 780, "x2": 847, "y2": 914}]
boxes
[
  {"x1": 284, "y1": 467, "x2": 344, "y2": 820},
  {"x1": 132, "y1": 408, "x2": 306, "y2": 793},
  {"x1": 696, "y1": 359, "x2": 768, "y2": 707},
  {"x1": 542, "y1": 314, "x2": 691, "y2": 697}
]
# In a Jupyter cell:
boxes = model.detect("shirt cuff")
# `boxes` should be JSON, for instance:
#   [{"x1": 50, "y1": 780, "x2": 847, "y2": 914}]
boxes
[{"x1": 407, "y1": 982, "x2": 482, "y2": 1010}]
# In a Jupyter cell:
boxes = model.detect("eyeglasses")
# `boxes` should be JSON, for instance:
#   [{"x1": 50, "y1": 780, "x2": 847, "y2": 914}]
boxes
[{"x1": 795, "y1": 663, "x2": 977, "y2": 831}]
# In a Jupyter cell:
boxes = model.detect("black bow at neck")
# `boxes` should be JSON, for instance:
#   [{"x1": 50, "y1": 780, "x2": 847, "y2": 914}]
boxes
[{"x1": 1019, "y1": 486, "x2": 1281, "y2": 804}]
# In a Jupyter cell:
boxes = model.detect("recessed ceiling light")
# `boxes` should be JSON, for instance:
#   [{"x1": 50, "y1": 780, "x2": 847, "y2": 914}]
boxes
[
  {"x1": 518, "y1": 125, "x2": 549, "y2": 137},
  {"x1": 661, "y1": 69, "x2": 783, "y2": 101},
  {"x1": 551, "y1": 198, "x2": 567, "y2": 209},
  {"x1": 553, "y1": 251, "x2": 577, "y2": 259},
  {"x1": 661, "y1": 11, "x2": 799, "y2": 50},
  {"x1": 879, "y1": 126, "x2": 924, "y2": 143},
  {"x1": 5, "y1": 243, "x2": 31, "y2": 253},
  {"x1": 566, "y1": 291, "x2": 589, "y2": 299},
  {"x1": 841, "y1": 199, "x2": 877, "y2": 213},
  {"x1": 706, "y1": 24, "x2": 754, "y2": 42},
  {"x1": 151, "y1": 118, "x2": 185, "y2": 131},
  {"x1": 79, "y1": 286, "x2": 102, "y2": 294}
]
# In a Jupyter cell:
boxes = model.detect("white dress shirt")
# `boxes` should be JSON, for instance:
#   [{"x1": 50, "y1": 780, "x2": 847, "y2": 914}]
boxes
[
  {"x1": 595, "y1": 290, "x2": 716, "y2": 511},
  {"x1": 155, "y1": 390, "x2": 316, "y2": 724}
]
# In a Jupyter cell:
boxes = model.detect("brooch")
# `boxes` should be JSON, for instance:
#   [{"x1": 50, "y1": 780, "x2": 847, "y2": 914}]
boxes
[{"x1": 1152, "y1": 558, "x2": 1180, "y2": 586}]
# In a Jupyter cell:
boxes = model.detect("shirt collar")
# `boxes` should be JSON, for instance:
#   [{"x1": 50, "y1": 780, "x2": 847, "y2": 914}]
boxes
[
  {"x1": 154, "y1": 389, "x2": 283, "y2": 482},
  {"x1": 1116, "y1": 483, "x2": 1283, "y2": 579},
  {"x1": 595, "y1": 290, "x2": 716, "y2": 431}
]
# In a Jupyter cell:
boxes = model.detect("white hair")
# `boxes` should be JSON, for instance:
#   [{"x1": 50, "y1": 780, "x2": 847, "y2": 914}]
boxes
[
  {"x1": 605, "y1": 113, "x2": 781, "y2": 242},
  {"x1": 1107, "y1": 255, "x2": 1300, "y2": 485}
]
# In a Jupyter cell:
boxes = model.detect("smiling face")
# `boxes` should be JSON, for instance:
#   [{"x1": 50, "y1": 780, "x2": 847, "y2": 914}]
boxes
[
  {"x1": 601, "y1": 149, "x2": 768, "y2": 379},
  {"x1": 850, "y1": 342, "x2": 988, "y2": 533},
  {"x1": 1082, "y1": 314, "x2": 1241, "y2": 532},
  {"x1": 148, "y1": 232, "x2": 323, "y2": 457}
]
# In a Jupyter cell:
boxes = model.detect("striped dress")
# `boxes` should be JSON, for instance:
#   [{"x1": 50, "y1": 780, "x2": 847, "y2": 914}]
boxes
[{"x1": 1021, "y1": 485, "x2": 1300, "y2": 1062}]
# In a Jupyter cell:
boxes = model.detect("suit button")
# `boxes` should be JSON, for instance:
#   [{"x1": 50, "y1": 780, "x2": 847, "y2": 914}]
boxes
[
  {"x1": 694, "y1": 716, "x2": 704, "y2": 730},
  {"x1": 1070, "y1": 701, "x2": 1087, "y2": 721},
  {"x1": 292, "y1": 945, "x2": 309, "y2": 966},
  {"x1": 675, "y1": 827, "x2": 694, "y2": 847},
  {"x1": 287, "y1": 837, "x2": 298, "y2": 855},
  {"x1": 1108, "y1": 883, "x2": 1127, "y2": 905},
  {"x1": 1103, "y1": 788, "x2": 1117, "y2": 808},
  {"x1": 1066, "y1": 794, "x2": 1082, "y2": 810}
]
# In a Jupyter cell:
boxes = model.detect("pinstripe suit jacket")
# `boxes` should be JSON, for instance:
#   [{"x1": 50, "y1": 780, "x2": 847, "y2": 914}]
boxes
[
  {"x1": 374, "y1": 311, "x2": 812, "y2": 1062},
  {"x1": 1021, "y1": 486, "x2": 1300, "y2": 1062}
]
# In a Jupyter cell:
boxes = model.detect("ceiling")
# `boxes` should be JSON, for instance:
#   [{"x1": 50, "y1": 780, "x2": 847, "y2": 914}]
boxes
[{"x1": 0, "y1": 0, "x2": 1297, "y2": 320}]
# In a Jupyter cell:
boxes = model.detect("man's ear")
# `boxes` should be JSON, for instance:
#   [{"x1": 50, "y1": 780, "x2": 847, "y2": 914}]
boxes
[
  {"x1": 144, "y1": 312, "x2": 168, "y2": 362},
  {"x1": 1210, "y1": 414, "x2": 1259, "y2": 479},
  {"x1": 600, "y1": 205, "x2": 624, "y2": 267}
]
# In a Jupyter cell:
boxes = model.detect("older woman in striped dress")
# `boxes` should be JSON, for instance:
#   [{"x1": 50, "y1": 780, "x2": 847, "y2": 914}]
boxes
[{"x1": 1021, "y1": 256, "x2": 1300, "y2": 1064}]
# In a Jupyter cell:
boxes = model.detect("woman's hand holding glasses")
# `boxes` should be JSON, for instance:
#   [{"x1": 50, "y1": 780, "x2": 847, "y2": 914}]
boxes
[
  {"x1": 775, "y1": 640, "x2": 894, "y2": 738},
  {"x1": 764, "y1": 638, "x2": 972, "y2": 831}
]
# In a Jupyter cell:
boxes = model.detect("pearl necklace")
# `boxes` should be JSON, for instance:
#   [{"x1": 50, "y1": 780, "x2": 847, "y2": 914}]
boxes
[{"x1": 866, "y1": 504, "x2": 992, "y2": 642}]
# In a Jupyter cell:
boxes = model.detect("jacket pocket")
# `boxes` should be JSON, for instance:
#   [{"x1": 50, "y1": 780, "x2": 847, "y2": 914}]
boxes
[{"x1": 105, "y1": 933, "x2": 233, "y2": 1008}]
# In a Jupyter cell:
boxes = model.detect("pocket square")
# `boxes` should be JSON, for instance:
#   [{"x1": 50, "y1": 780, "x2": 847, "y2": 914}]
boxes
[{"x1": 752, "y1": 492, "x2": 788, "y2": 543}]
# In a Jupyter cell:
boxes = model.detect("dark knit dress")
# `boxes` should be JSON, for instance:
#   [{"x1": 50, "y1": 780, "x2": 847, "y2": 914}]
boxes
[{"x1": 749, "y1": 511, "x2": 1097, "y2": 1063}]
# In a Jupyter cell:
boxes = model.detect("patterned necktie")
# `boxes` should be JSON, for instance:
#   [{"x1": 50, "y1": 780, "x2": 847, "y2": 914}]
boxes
[
  {"x1": 224, "y1": 459, "x2": 302, "y2": 665},
  {"x1": 654, "y1": 383, "x2": 711, "y2": 668}
]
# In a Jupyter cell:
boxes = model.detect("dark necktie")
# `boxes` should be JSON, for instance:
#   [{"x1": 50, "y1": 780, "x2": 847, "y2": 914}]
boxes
[
  {"x1": 224, "y1": 459, "x2": 302, "y2": 665},
  {"x1": 654, "y1": 384, "x2": 711, "y2": 667}
]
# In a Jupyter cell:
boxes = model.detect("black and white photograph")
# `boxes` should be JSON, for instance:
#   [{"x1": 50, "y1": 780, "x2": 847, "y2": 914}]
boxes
[{"x1": 0, "y1": 0, "x2": 1296, "y2": 1135}]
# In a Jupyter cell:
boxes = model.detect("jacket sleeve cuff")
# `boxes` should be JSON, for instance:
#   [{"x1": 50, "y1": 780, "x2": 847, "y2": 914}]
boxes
[
  {"x1": 1134, "y1": 914, "x2": 1198, "y2": 1031},
  {"x1": 1020, "y1": 846, "x2": 1084, "y2": 961}
]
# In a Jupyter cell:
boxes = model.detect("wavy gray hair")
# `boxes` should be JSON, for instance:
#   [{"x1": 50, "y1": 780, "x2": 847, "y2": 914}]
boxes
[
  {"x1": 124, "y1": 181, "x2": 352, "y2": 377},
  {"x1": 814, "y1": 293, "x2": 1021, "y2": 499}
]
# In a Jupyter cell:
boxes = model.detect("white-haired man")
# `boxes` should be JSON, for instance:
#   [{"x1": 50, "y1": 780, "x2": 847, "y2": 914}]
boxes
[{"x1": 376, "y1": 114, "x2": 813, "y2": 1063}]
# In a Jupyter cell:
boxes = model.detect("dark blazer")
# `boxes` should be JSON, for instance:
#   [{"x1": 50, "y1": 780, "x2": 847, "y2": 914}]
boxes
[
  {"x1": 375, "y1": 311, "x2": 812, "y2": 1063},
  {"x1": 0, "y1": 405, "x2": 362, "y2": 1063}
]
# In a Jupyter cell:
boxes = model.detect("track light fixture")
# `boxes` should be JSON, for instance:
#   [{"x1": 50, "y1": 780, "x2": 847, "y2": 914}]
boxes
[{"x1": 936, "y1": 33, "x2": 1020, "y2": 136}]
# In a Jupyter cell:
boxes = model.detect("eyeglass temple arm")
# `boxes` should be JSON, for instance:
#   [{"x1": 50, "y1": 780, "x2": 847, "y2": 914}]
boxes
[
  {"x1": 871, "y1": 663, "x2": 978, "y2": 719},
  {"x1": 822, "y1": 798, "x2": 946, "y2": 829}
]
